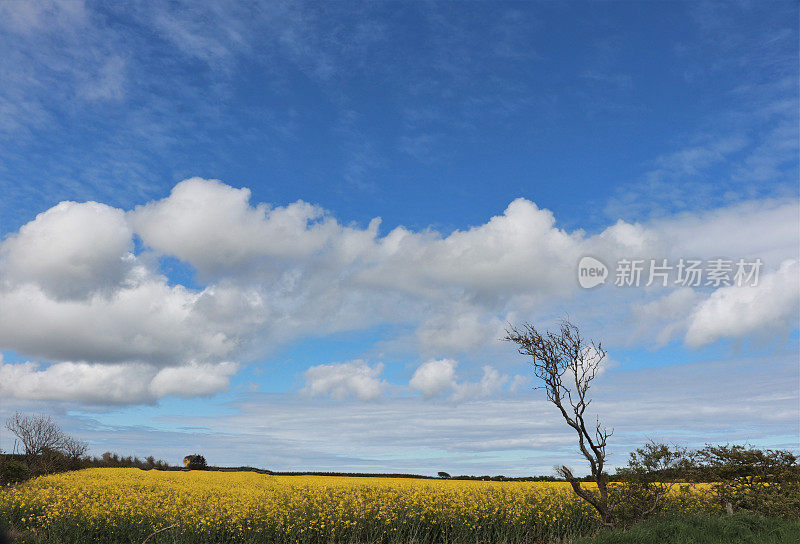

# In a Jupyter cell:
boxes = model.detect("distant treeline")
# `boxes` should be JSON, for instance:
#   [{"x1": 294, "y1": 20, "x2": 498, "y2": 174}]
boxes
[
  {"x1": 183, "y1": 465, "x2": 570, "y2": 481},
  {"x1": 1, "y1": 452, "x2": 574, "y2": 483},
  {"x1": 1, "y1": 451, "x2": 179, "y2": 479},
  {"x1": 1, "y1": 452, "x2": 574, "y2": 482},
  {"x1": 9, "y1": 449, "x2": 796, "y2": 485},
  {"x1": 222, "y1": 470, "x2": 565, "y2": 481}
]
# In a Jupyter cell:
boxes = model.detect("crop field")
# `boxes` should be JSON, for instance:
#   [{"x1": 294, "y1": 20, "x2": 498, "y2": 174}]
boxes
[{"x1": 0, "y1": 469, "x2": 715, "y2": 543}]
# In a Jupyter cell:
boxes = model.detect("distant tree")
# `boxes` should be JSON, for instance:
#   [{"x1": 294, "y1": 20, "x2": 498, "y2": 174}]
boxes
[
  {"x1": 62, "y1": 436, "x2": 89, "y2": 461},
  {"x1": 505, "y1": 319, "x2": 615, "y2": 526},
  {"x1": 437, "y1": 471, "x2": 451, "y2": 479},
  {"x1": 183, "y1": 454, "x2": 207, "y2": 470},
  {"x1": 4, "y1": 412, "x2": 90, "y2": 475},
  {"x1": 5, "y1": 412, "x2": 67, "y2": 463}
]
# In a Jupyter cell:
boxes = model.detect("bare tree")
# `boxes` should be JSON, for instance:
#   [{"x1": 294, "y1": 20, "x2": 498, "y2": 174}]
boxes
[
  {"x1": 504, "y1": 319, "x2": 615, "y2": 526},
  {"x1": 5, "y1": 412, "x2": 68, "y2": 462},
  {"x1": 62, "y1": 436, "x2": 89, "y2": 460},
  {"x1": 5, "y1": 412, "x2": 91, "y2": 475}
]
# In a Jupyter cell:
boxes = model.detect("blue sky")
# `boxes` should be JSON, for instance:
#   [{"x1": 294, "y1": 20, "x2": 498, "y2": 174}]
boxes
[{"x1": 0, "y1": 1, "x2": 797, "y2": 475}]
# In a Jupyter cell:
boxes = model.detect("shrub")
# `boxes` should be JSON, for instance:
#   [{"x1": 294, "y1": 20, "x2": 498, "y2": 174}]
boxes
[
  {"x1": 0, "y1": 457, "x2": 31, "y2": 485},
  {"x1": 692, "y1": 444, "x2": 800, "y2": 517},
  {"x1": 611, "y1": 442, "x2": 692, "y2": 525}
]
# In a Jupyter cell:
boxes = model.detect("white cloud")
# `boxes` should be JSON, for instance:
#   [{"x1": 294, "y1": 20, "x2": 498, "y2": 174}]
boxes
[
  {"x1": 0, "y1": 360, "x2": 237, "y2": 404},
  {"x1": 685, "y1": 259, "x2": 800, "y2": 347},
  {"x1": 0, "y1": 201, "x2": 133, "y2": 300},
  {"x1": 26, "y1": 350, "x2": 791, "y2": 476},
  {"x1": 0, "y1": 361, "x2": 151, "y2": 404},
  {"x1": 363, "y1": 198, "x2": 582, "y2": 301},
  {"x1": 451, "y1": 365, "x2": 509, "y2": 401},
  {"x1": 409, "y1": 359, "x2": 458, "y2": 397},
  {"x1": 0, "y1": 177, "x2": 797, "y2": 405},
  {"x1": 302, "y1": 360, "x2": 385, "y2": 401},
  {"x1": 130, "y1": 177, "x2": 377, "y2": 277},
  {"x1": 410, "y1": 359, "x2": 508, "y2": 400},
  {"x1": 509, "y1": 374, "x2": 530, "y2": 392},
  {"x1": 0, "y1": 280, "x2": 235, "y2": 366},
  {"x1": 650, "y1": 199, "x2": 799, "y2": 266},
  {"x1": 148, "y1": 362, "x2": 239, "y2": 399},
  {"x1": 632, "y1": 288, "x2": 701, "y2": 345},
  {"x1": 416, "y1": 305, "x2": 506, "y2": 355}
]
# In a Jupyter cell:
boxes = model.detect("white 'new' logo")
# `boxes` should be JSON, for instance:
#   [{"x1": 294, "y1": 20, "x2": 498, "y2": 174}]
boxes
[{"x1": 577, "y1": 256, "x2": 608, "y2": 289}]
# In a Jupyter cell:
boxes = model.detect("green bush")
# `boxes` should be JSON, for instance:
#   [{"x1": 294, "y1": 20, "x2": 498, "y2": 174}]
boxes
[
  {"x1": 610, "y1": 442, "x2": 692, "y2": 525},
  {"x1": 0, "y1": 458, "x2": 31, "y2": 485},
  {"x1": 692, "y1": 444, "x2": 800, "y2": 518}
]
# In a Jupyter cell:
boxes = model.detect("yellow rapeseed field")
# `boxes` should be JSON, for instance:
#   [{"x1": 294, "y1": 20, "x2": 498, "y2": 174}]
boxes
[{"x1": 0, "y1": 468, "x2": 714, "y2": 543}]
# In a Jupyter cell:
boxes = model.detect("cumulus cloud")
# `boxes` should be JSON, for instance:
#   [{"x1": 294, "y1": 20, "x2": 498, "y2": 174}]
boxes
[
  {"x1": 302, "y1": 360, "x2": 386, "y2": 401},
  {"x1": 409, "y1": 359, "x2": 458, "y2": 397},
  {"x1": 148, "y1": 361, "x2": 239, "y2": 398},
  {"x1": 0, "y1": 360, "x2": 238, "y2": 404},
  {"x1": 0, "y1": 177, "x2": 797, "y2": 405},
  {"x1": 129, "y1": 177, "x2": 379, "y2": 277},
  {"x1": 0, "y1": 279, "x2": 235, "y2": 365},
  {"x1": 685, "y1": 260, "x2": 800, "y2": 347},
  {"x1": 362, "y1": 198, "x2": 582, "y2": 301},
  {"x1": 409, "y1": 359, "x2": 508, "y2": 400},
  {"x1": 0, "y1": 201, "x2": 133, "y2": 300}
]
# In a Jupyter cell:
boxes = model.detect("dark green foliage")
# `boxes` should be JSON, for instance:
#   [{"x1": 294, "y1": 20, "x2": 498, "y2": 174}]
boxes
[
  {"x1": 183, "y1": 454, "x2": 207, "y2": 470},
  {"x1": 94, "y1": 451, "x2": 172, "y2": 470},
  {"x1": 437, "y1": 471, "x2": 450, "y2": 479},
  {"x1": 575, "y1": 513, "x2": 800, "y2": 544},
  {"x1": 619, "y1": 442, "x2": 692, "y2": 482},
  {"x1": 0, "y1": 457, "x2": 30, "y2": 485},
  {"x1": 609, "y1": 442, "x2": 800, "y2": 524},
  {"x1": 691, "y1": 444, "x2": 800, "y2": 517},
  {"x1": 0, "y1": 450, "x2": 175, "y2": 486},
  {"x1": 610, "y1": 442, "x2": 691, "y2": 525}
]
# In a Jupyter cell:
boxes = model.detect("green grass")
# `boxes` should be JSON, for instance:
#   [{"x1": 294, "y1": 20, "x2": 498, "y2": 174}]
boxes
[{"x1": 574, "y1": 513, "x2": 800, "y2": 544}]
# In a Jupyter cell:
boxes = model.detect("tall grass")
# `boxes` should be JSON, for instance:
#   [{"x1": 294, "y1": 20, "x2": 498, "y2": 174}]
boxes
[{"x1": 575, "y1": 513, "x2": 800, "y2": 544}]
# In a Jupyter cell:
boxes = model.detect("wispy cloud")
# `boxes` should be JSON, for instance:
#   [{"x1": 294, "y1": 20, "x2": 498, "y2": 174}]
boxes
[{"x1": 2, "y1": 350, "x2": 794, "y2": 473}]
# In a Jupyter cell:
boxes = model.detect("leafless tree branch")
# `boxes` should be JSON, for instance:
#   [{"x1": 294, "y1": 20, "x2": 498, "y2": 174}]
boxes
[{"x1": 505, "y1": 318, "x2": 615, "y2": 526}]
